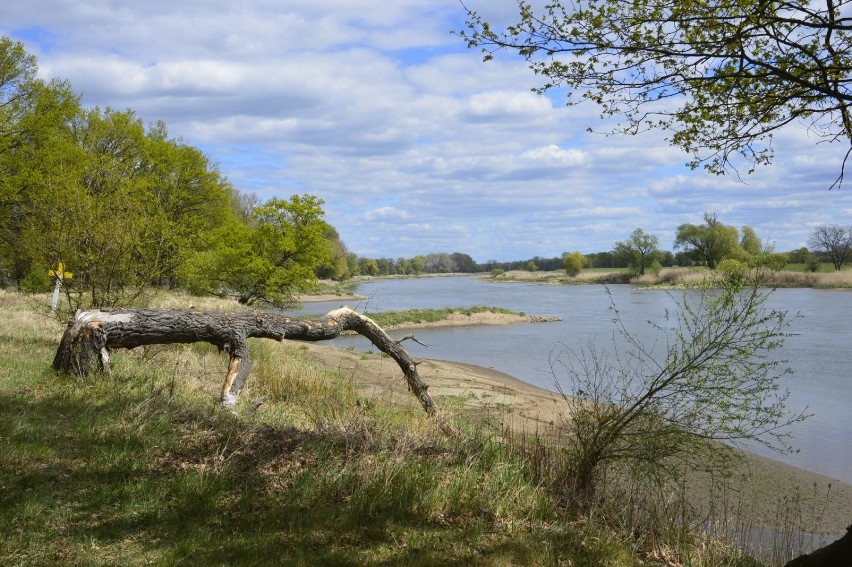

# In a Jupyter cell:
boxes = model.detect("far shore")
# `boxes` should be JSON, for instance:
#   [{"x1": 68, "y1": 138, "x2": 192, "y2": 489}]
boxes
[{"x1": 299, "y1": 341, "x2": 852, "y2": 539}]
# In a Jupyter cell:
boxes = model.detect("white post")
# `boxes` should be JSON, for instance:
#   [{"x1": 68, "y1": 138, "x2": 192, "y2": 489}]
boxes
[{"x1": 50, "y1": 274, "x2": 62, "y2": 315}]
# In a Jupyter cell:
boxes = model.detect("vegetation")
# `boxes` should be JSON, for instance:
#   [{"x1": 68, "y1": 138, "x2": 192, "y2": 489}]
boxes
[
  {"x1": 562, "y1": 251, "x2": 586, "y2": 277},
  {"x1": 0, "y1": 38, "x2": 341, "y2": 309},
  {"x1": 1, "y1": 289, "x2": 781, "y2": 566},
  {"x1": 181, "y1": 195, "x2": 330, "y2": 308},
  {"x1": 366, "y1": 306, "x2": 525, "y2": 328},
  {"x1": 808, "y1": 224, "x2": 852, "y2": 271},
  {"x1": 551, "y1": 268, "x2": 807, "y2": 504},
  {"x1": 460, "y1": 0, "x2": 852, "y2": 186},
  {"x1": 614, "y1": 228, "x2": 662, "y2": 276}
]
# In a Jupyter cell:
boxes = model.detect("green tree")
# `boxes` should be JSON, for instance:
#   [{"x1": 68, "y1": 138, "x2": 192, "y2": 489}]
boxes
[
  {"x1": 562, "y1": 252, "x2": 585, "y2": 277},
  {"x1": 0, "y1": 37, "x2": 80, "y2": 285},
  {"x1": 613, "y1": 228, "x2": 661, "y2": 276},
  {"x1": 461, "y1": 1, "x2": 852, "y2": 186},
  {"x1": 739, "y1": 226, "x2": 763, "y2": 257},
  {"x1": 141, "y1": 121, "x2": 233, "y2": 287},
  {"x1": 315, "y1": 226, "x2": 351, "y2": 281},
  {"x1": 808, "y1": 224, "x2": 852, "y2": 271},
  {"x1": 20, "y1": 107, "x2": 177, "y2": 308},
  {"x1": 182, "y1": 194, "x2": 329, "y2": 307},
  {"x1": 552, "y1": 269, "x2": 806, "y2": 502},
  {"x1": 674, "y1": 212, "x2": 741, "y2": 269},
  {"x1": 526, "y1": 260, "x2": 539, "y2": 272},
  {"x1": 450, "y1": 252, "x2": 477, "y2": 273}
]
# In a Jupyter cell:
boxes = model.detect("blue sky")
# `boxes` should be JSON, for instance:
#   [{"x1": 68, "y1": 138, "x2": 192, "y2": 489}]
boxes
[{"x1": 4, "y1": 0, "x2": 851, "y2": 261}]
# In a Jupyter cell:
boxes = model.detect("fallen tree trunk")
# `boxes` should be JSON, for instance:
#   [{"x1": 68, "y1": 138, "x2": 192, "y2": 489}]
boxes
[{"x1": 53, "y1": 306, "x2": 454, "y2": 433}]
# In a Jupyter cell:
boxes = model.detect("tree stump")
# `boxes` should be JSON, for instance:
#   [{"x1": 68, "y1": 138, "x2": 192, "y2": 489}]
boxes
[{"x1": 53, "y1": 306, "x2": 454, "y2": 433}]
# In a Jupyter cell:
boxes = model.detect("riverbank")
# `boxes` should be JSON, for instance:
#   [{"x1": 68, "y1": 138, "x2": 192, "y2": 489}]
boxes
[{"x1": 301, "y1": 342, "x2": 852, "y2": 539}]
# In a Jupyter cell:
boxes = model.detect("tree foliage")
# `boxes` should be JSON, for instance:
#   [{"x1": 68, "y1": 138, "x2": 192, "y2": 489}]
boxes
[
  {"x1": 181, "y1": 194, "x2": 330, "y2": 307},
  {"x1": 808, "y1": 224, "x2": 852, "y2": 271},
  {"x1": 613, "y1": 228, "x2": 661, "y2": 275},
  {"x1": 562, "y1": 251, "x2": 586, "y2": 277},
  {"x1": 552, "y1": 269, "x2": 806, "y2": 502},
  {"x1": 0, "y1": 37, "x2": 346, "y2": 309},
  {"x1": 674, "y1": 212, "x2": 742, "y2": 269},
  {"x1": 460, "y1": 0, "x2": 852, "y2": 185}
]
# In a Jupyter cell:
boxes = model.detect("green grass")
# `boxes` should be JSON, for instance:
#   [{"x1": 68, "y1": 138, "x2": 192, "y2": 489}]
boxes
[
  {"x1": 0, "y1": 290, "x2": 770, "y2": 566},
  {"x1": 366, "y1": 306, "x2": 524, "y2": 328}
]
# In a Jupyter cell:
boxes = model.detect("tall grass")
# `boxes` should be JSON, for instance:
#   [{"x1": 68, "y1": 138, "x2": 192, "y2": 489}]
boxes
[
  {"x1": 11, "y1": 288, "x2": 831, "y2": 565},
  {"x1": 0, "y1": 290, "x2": 657, "y2": 565},
  {"x1": 634, "y1": 267, "x2": 852, "y2": 288}
]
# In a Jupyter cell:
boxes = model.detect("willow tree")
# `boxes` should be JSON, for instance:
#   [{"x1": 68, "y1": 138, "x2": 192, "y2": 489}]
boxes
[{"x1": 460, "y1": 0, "x2": 852, "y2": 186}]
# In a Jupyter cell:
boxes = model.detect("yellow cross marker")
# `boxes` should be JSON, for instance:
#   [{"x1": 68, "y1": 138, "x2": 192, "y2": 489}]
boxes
[{"x1": 49, "y1": 263, "x2": 73, "y2": 281}]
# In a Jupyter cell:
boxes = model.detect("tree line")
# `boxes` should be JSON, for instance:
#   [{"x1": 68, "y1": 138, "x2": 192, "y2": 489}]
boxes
[
  {"x1": 354, "y1": 217, "x2": 852, "y2": 278},
  {"x1": 0, "y1": 37, "x2": 352, "y2": 309}
]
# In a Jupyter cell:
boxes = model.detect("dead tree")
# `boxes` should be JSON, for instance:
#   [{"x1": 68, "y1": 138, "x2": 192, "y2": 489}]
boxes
[{"x1": 53, "y1": 306, "x2": 455, "y2": 434}]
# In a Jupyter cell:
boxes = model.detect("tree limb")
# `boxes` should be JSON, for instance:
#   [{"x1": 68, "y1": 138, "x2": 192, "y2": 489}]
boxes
[{"x1": 53, "y1": 306, "x2": 458, "y2": 435}]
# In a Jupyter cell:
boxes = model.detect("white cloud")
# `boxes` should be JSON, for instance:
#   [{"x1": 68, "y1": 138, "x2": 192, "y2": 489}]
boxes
[{"x1": 4, "y1": 0, "x2": 852, "y2": 260}]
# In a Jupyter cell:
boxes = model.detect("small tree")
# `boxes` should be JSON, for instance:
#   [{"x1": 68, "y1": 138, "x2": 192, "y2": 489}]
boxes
[
  {"x1": 551, "y1": 268, "x2": 806, "y2": 504},
  {"x1": 808, "y1": 224, "x2": 852, "y2": 271},
  {"x1": 563, "y1": 252, "x2": 585, "y2": 277},
  {"x1": 613, "y1": 228, "x2": 661, "y2": 276},
  {"x1": 674, "y1": 212, "x2": 742, "y2": 269}
]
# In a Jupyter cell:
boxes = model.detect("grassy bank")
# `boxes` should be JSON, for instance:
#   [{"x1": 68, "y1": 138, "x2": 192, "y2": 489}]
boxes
[
  {"x1": 485, "y1": 266, "x2": 852, "y2": 289},
  {"x1": 0, "y1": 290, "x2": 783, "y2": 566}
]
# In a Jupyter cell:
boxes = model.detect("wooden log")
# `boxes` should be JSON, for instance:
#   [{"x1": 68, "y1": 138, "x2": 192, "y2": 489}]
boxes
[{"x1": 53, "y1": 306, "x2": 455, "y2": 434}]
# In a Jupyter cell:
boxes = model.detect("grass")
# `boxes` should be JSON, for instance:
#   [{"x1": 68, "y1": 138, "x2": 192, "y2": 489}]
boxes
[
  {"x1": 0, "y1": 289, "x2": 787, "y2": 566},
  {"x1": 633, "y1": 266, "x2": 852, "y2": 288},
  {"x1": 366, "y1": 306, "x2": 525, "y2": 328},
  {"x1": 0, "y1": 290, "x2": 644, "y2": 566}
]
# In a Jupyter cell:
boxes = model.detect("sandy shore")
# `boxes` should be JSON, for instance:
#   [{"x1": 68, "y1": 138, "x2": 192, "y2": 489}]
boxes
[
  {"x1": 297, "y1": 293, "x2": 366, "y2": 303},
  {"x1": 300, "y1": 340, "x2": 852, "y2": 538}
]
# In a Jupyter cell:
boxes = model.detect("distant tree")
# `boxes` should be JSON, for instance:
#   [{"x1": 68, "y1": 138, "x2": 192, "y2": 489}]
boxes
[
  {"x1": 562, "y1": 252, "x2": 585, "y2": 277},
  {"x1": 409, "y1": 255, "x2": 426, "y2": 275},
  {"x1": 526, "y1": 260, "x2": 539, "y2": 272},
  {"x1": 659, "y1": 251, "x2": 675, "y2": 267},
  {"x1": 808, "y1": 225, "x2": 852, "y2": 271},
  {"x1": 786, "y1": 247, "x2": 812, "y2": 265},
  {"x1": 613, "y1": 228, "x2": 661, "y2": 276},
  {"x1": 586, "y1": 251, "x2": 615, "y2": 269},
  {"x1": 375, "y1": 257, "x2": 391, "y2": 276},
  {"x1": 674, "y1": 212, "x2": 741, "y2": 269},
  {"x1": 740, "y1": 226, "x2": 763, "y2": 257},
  {"x1": 450, "y1": 252, "x2": 477, "y2": 273},
  {"x1": 395, "y1": 257, "x2": 410, "y2": 275}
]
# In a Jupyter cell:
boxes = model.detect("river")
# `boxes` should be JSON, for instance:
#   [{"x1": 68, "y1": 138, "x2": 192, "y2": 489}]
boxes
[{"x1": 297, "y1": 276, "x2": 852, "y2": 484}]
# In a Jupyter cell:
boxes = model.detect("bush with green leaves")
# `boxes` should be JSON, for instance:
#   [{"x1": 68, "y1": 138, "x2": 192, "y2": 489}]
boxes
[{"x1": 551, "y1": 268, "x2": 807, "y2": 504}]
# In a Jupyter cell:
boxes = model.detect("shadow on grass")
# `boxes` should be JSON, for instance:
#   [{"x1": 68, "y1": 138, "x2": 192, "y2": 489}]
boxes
[{"x1": 0, "y1": 371, "x2": 603, "y2": 566}]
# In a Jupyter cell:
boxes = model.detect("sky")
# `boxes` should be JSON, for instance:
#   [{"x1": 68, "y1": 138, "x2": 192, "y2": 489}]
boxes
[{"x1": 3, "y1": 1, "x2": 851, "y2": 262}]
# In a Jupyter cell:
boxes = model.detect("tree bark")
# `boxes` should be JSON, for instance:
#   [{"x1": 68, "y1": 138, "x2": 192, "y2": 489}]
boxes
[
  {"x1": 784, "y1": 524, "x2": 852, "y2": 566},
  {"x1": 53, "y1": 306, "x2": 455, "y2": 434}
]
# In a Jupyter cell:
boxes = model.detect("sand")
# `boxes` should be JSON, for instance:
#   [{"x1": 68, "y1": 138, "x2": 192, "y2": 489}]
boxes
[{"x1": 299, "y1": 330, "x2": 852, "y2": 539}]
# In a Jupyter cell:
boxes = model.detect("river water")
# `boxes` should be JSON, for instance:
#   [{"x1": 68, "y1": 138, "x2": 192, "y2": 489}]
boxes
[{"x1": 297, "y1": 276, "x2": 851, "y2": 484}]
